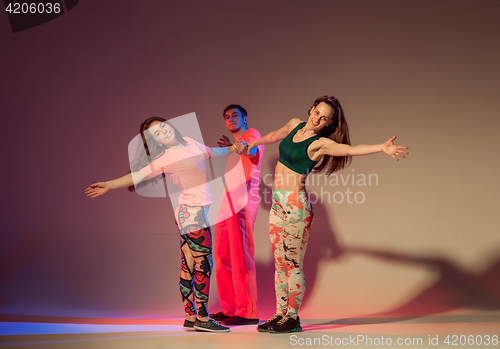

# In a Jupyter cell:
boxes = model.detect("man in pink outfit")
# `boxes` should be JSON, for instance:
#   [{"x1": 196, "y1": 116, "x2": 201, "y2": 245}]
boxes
[{"x1": 210, "y1": 104, "x2": 264, "y2": 325}]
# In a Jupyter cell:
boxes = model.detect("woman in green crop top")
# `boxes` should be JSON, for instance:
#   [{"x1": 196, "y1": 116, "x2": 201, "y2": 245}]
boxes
[{"x1": 239, "y1": 96, "x2": 409, "y2": 334}]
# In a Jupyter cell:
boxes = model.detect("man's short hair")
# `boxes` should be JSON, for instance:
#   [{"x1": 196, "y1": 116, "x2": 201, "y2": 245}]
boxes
[{"x1": 223, "y1": 104, "x2": 247, "y2": 118}]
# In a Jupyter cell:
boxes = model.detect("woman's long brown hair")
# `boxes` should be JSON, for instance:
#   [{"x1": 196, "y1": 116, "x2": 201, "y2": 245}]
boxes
[
  {"x1": 127, "y1": 117, "x2": 186, "y2": 192},
  {"x1": 311, "y1": 96, "x2": 352, "y2": 176}
]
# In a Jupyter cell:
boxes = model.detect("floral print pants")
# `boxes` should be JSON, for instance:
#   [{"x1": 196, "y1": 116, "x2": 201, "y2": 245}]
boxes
[{"x1": 269, "y1": 188, "x2": 313, "y2": 317}]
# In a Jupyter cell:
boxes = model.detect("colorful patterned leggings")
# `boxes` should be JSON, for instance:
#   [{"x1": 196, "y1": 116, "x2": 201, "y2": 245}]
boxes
[
  {"x1": 175, "y1": 204, "x2": 213, "y2": 318},
  {"x1": 269, "y1": 188, "x2": 313, "y2": 318}
]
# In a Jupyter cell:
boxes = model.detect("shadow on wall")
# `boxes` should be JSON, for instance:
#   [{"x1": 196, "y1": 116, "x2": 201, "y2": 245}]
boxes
[
  {"x1": 305, "y1": 247, "x2": 500, "y2": 330},
  {"x1": 256, "y1": 158, "x2": 500, "y2": 325}
]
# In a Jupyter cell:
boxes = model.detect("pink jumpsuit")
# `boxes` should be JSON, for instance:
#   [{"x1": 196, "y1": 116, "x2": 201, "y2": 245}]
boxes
[{"x1": 214, "y1": 128, "x2": 264, "y2": 319}]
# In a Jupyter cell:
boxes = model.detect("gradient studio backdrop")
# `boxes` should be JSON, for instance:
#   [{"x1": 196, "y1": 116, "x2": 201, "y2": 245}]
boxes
[{"x1": 1, "y1": 0, "x2": 499, "y2": 320}]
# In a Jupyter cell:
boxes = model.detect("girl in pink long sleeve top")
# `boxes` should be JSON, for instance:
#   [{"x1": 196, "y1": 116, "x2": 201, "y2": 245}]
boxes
[{"x1": 85, "y1": 117, "x2": 238, "y2": 333}]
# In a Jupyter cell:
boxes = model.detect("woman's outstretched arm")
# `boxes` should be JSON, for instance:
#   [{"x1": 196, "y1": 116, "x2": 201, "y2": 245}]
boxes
[
  {"x1": 319, "y1": 136, "x2": 409, "y2": 161},
  {"x1": 85, "y1": 171, "x2": 148, "y2": 198},
  {"x1": 209, "y1": 145, "x2": 236, "y2": 158},
  {"x1": 247, "y1": 118, "x2": 302, "y2": 150}
]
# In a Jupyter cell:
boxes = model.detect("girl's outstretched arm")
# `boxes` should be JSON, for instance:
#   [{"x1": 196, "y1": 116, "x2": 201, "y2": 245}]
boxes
[
  {"x1": 85, "y1": 171, "x2": 148, "y2": 198},
  {"x1": 246, "y1": 118, "x2": 302, "y2": 151},
  {"x1": 209, "y1": 145, "x2": 235, "y2": 158},
  {"x1": 319, "y1": 136, "x2": 409, "y2": 160}
]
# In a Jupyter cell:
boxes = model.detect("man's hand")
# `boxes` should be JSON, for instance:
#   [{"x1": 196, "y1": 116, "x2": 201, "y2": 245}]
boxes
[{"x1": 217, "y1": 135, "x2": 232, "y2": 147}]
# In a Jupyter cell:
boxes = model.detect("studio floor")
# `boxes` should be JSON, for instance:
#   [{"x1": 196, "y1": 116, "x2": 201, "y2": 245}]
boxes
[{"x1": 1, "y1": 310, "x2": 499, "y2": 349}]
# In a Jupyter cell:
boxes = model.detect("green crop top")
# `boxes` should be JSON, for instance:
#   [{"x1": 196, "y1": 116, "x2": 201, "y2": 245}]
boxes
[{"x1": 278, "y1": 122, "x2": 320, "y2": 176}]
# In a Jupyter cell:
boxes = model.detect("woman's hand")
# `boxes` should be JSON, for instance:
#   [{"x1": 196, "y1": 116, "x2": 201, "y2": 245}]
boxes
[
  {"x1": 85, "y1": 182, "x2": 110, "y2": 198},
  {"x1": 382, "y1": 136, "x2": 409, "y2": 161},
  {"x1": 232, "y1": 140, "x2": 247, "y2": 154},
  {"x1": 245, "y1": 142, "x2": 257, "y2": 156},
  {"x1": 247, "y1": 142, "x2": 258, "y2": 156}
]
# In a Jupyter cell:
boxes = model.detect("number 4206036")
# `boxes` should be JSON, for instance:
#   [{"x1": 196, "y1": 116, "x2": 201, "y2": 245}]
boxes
[
  {"x1": 5, "y1": 2, "x2": 62, "y2": 14},
  {"x1": 444, "y1": 334, "x2": 498, "y2": 346}
]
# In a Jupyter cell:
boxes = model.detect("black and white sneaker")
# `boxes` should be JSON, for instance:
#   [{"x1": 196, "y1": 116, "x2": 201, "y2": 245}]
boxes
[
  {"x1": 257, "y1": 314, "x2": 283, "y2": 332},
  {"x1": 269, "y1": 315, "x2": 302, "y2": 333},
  {"x1": 183, "y1": 319, "x2": 195, "y2": 330},
  {"x1": 194, "y1": 318, "x2": 230, "y2": 333}
]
